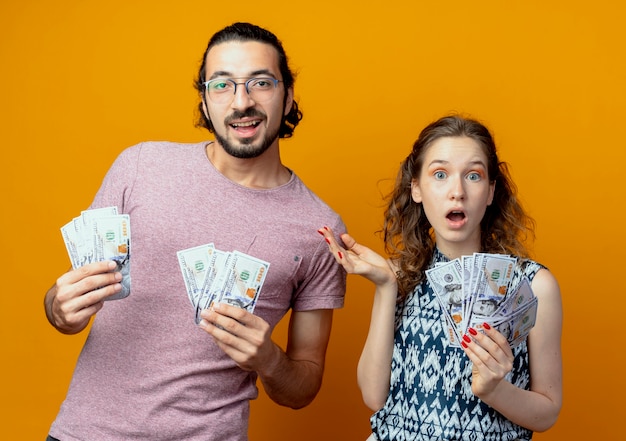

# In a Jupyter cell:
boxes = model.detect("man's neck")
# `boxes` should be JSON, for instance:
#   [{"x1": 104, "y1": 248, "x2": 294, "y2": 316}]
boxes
[{"x1": 205, "y1": 141, "x2": 291, "y2": 189}]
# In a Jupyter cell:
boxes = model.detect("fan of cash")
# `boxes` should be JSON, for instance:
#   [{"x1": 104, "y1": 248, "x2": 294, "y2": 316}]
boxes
[
  {"x1": 425, "y1": 253, "x2": 538, "y2": 348},
  {"x1": 60, "y1": 206, "x2": 131, "y2": 300},
  {"x1": 177, "y1": 244, "x2": 270, "y2": 323}
]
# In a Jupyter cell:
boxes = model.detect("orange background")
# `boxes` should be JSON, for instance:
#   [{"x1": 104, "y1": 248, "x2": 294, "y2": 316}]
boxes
[{"x1": 1, "y1": 1, "x2": 624, "y2": 439}]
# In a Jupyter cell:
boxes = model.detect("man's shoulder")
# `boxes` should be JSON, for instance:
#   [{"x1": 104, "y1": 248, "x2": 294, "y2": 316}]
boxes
[
  {"x1": 115, "y1": 140, "x2": 207, "y2": 165},
  {"x1": 125, "y1": 140, "x2": 206, "y2": 153},
  {"x1": 286, "y1": 175, "x2": 345, "y2": 228}
]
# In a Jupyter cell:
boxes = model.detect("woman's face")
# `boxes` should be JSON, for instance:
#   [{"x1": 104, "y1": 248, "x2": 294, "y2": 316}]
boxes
[{"x1": 411, "y1": 136, "x2": 495, "y2": 257}]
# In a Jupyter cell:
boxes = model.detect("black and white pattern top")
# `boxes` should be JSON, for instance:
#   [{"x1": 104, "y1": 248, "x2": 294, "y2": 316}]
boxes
[{"x1": 370, "y1": 249, "x2": 543, "y2": 441}]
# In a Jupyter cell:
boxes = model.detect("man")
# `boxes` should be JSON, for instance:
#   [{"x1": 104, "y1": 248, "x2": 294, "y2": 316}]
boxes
[{"x1": 45, "y1": 22, "x2": 346, "y2": 441}]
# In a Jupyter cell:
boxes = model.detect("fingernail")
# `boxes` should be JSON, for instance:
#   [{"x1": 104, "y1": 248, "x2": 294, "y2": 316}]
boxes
[
  {"x1": 463, "y1": 334, "x2": 471, "y2": 343},
  {"x1": 324, "y1": 226, "x2": 329, "y2": 231},
  {"x1": 483, "y1": 322, "x2": 491, "y2": 330},
  {"x1": 468, "y1": 327, "x2": 478, "y2": 336},
  {"x1": 317, "y1": 229, "x2": 325, "y2": 236},
  {"x1": 338, "y1": 251, "x2": 343, "y2": 259},
  {"x1": 461, "y1": 340, "x2": 468, "y2": 348},
  {"x1": 325, "y1": 238, "x2": 331, "y2": 244}
]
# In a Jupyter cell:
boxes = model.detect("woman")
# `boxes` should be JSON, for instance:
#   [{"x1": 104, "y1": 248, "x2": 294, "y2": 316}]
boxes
[{"x1": 319, "y1": 115, "x2": 562, "y2": 440}]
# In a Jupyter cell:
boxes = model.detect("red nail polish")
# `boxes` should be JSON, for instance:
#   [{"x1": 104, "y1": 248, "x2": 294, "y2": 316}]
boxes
[
  {"x1": 461, "y1": 340, "x2": 468, "y2": 348},
  {"x1": 324, "y1": 226, "x2": 329, "y2": 231},
  {"x1": 317, "y1": 229, "x2": 325, "y2": 236},
  {"x1": 468, "y1": 327, "x2": 478, "y2": 336},
  {"x1": 463, "y1": 334, "x2": 471, "y2": 343},
  {"x1": 483, "y1": 322, "x2": 491, "y2": 330},
  {"x1": 325, "y1": 238, "x2": 331, "y2": 244},
  {"x1": 338, "y1": 251, "x2": 343, "y2": 259}
]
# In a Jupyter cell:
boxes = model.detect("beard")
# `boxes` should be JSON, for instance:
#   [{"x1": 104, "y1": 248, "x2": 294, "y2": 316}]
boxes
[{"x1": 214, "y1": 109, "x2": 282, "y2": 159}]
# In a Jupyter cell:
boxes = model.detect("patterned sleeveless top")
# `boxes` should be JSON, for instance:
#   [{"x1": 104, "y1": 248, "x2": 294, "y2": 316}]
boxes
[{"x1": 370, "y1": 249, "x2": 544, "y2": 441}]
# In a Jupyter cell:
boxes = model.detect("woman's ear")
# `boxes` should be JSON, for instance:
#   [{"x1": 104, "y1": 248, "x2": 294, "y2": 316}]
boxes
[
  {"x1": 411, "y1": 179, "x2": 422, "y2": 203},
  {"x1": 487, "y1": 181, "x2": 495, "y2": 206}
]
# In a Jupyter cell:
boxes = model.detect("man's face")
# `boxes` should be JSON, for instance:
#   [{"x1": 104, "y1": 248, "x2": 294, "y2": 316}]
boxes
[{"x1": 201, "y1": 41, "x2": 293, "y2": 159}]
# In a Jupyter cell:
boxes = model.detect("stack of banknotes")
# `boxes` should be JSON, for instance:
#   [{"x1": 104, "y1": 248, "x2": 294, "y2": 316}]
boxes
[
  {"x1": 177, "y1": 244, "x2": 270, "y2": 323},
  {"x1": 426, "y1": 253, "x2": 538, "y2": 348},
  {"x1": 60, "y1": 206, "x2": 131, "y2": 300}
]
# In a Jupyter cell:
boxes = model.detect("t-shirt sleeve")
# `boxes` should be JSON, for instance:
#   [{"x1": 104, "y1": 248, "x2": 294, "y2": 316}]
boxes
[
  {"x1": 89, "y1": 144, "x2": 142, "y2": 213},
  {"x1": 291, "y1": 216, "x2": 347, "y2": 311}
]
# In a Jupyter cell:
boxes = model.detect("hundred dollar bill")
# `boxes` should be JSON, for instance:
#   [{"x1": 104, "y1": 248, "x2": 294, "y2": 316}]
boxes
[
  {"x1": 60, "y1": 219, "x2": 83, "y2": 269},
  {"x1": 176, "y1": 243, "x2": 216, "y2": 309},
  {"x1": 462, "y1": 255, "x2": 475, "y2": 332},
  {"x1": 507, "y1": 296, "x2": 538, "y2": 347},
  {"x1": 81, "y1": 206, "x2": 118, "y2": 228},
  {"x1": 426, "y1": 259, "x2": 465, "y2": 346},
  {"x1": 177, "y1": 244, "x2": 271, "y2": 322},
  {"x1": 196, "y1": 248, "x2": 230, "y2": 322},
  {"x1": 213, "y1": 251, "x2": 269, "y2": 313},
  {"x1": 73, "y1": 216, "x2": 96, "y2": 267},
  {"x1": 468, "y1": 253, "x2": 516, "y2": 318},
  {"x1": 60, "y1": 207, "x2": 130, "y2": 300},
  {"x1": 493, "y1": 274, "x2": 535, "y2": 317},
  {"x1": 469, "y1": 276, "x2": 537, "y2": 345},
  {"x1": 60, "y1": 207, "x2": 119, "y2": 269},
  {"x1": 92, "y1": 214, "x2": 131, "y2": 300}
]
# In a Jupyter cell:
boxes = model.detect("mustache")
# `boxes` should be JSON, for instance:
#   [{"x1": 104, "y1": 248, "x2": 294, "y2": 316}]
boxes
[{"x1": 225, "y1": 109, "x2": 266, "y2": 124}]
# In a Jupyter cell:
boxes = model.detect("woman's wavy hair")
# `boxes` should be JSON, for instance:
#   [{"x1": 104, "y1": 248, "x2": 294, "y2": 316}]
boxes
[
  {"x1": 383, "y1": 115, "x2": 536, "y2": 301},
  {"x1": 193, "y1": 22, "x2": 302, "y2": 138}
]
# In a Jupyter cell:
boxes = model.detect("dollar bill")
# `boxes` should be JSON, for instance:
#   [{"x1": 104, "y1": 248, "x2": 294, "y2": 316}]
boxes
[
  {"x1": 60, "y1": 219, "x2": 83, "y2": 269},
  {"x1": 196, "y1": 248, "x2": 231, "y2": 322},
  {"x1": 507, "y1": 297, "x2": 538, "y2": 347},
  {"x1": 60, "y1": 207, "x2": 131, "y2": 300},
  {"x1": 92, "y1": 214, "x2": 131, "y2": 300},
  {"x1": 176, "y1": 243, "x2": 216, "y2": 310},
  {"x1": 426, "y1": 259, "x2": 465, "y2": 346},
  {"x1": 431, "y1": 254, "x2": 537, "y2": 348},
  {"x1": 213, "y1": 251, "x2": 269, "y2": 313},
  {"x1": 177, "y1": 245, "x2": 270, "y2": 323}
]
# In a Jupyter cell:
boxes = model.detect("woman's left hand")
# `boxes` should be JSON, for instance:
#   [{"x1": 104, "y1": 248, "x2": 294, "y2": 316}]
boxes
[{"x1": 461, "y1": 323, "x2": 514, "y2": 398}]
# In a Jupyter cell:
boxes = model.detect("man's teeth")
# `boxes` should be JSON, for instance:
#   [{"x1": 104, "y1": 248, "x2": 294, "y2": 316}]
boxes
[{"x1": 231, "y1": 121, "x2": 259, "y2": 127}]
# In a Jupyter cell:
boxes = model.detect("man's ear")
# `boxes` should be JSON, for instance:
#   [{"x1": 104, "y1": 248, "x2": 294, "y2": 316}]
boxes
[
  {"x1": 284, "y1": 87, "x2": 294, "y2": 116},
  {"x1": 201, "y1": 96, "x2": 210, "y2": 121}
]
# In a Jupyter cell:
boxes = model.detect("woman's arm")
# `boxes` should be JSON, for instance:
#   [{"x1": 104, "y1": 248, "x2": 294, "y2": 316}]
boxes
[
  {"x1": 357, "y1": 275, "x2": 397, "y2": 410},
  {"x1": 462, "y1": 268, "x2": 563, "y2": 431},
  {"x1": 318, "y1": 227, "x2": 398, "y2": 411}
]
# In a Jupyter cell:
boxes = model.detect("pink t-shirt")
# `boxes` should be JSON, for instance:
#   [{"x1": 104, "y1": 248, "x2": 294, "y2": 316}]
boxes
[{"x1": 49, "y1": 141, "x2": 346, "y2": 441}]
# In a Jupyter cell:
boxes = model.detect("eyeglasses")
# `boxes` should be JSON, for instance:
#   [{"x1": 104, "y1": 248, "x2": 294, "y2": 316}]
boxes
[{"x1": 203, "y1": 77, "x2": 282, "y2": 103}]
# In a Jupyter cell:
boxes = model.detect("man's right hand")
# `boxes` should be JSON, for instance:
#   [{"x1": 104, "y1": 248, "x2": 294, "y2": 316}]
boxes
[{"x1": 45, "y1": 260, "x2": 122, "y2": 334}]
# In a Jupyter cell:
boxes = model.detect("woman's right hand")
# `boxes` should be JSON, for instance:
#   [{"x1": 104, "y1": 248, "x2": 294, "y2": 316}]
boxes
[{"x1": 318, "y1": 226, "x2": 396, "y2": 287}]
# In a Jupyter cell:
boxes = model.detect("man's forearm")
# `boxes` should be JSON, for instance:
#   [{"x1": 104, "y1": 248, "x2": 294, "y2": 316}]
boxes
[{"x1": 257, "y1": 343, "x2": 324, "y2": 409}]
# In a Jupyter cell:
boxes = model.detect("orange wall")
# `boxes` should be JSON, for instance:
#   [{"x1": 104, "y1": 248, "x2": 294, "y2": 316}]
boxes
[{"x1": 1, "y1": 1, "x2": 624, "y2": 439}]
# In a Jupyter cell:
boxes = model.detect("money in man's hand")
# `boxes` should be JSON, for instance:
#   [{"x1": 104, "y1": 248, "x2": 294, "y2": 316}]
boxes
[
  {"x1": 60, "y1": 206, "x2": 131, "y2": 300},
  {"x1": 177, "y1": 245, "x2": 269, "y2": 323}
]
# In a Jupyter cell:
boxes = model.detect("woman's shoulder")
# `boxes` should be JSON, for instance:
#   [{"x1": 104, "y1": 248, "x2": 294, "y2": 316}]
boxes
[{"x1": 530, "y1": 267, "x2": 560, "y2": 300}]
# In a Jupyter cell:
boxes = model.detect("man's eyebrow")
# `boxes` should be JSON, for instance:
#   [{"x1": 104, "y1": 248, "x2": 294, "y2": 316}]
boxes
[{"x1": 207, "y1": 69, "x2": 277, "y2": 80}]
